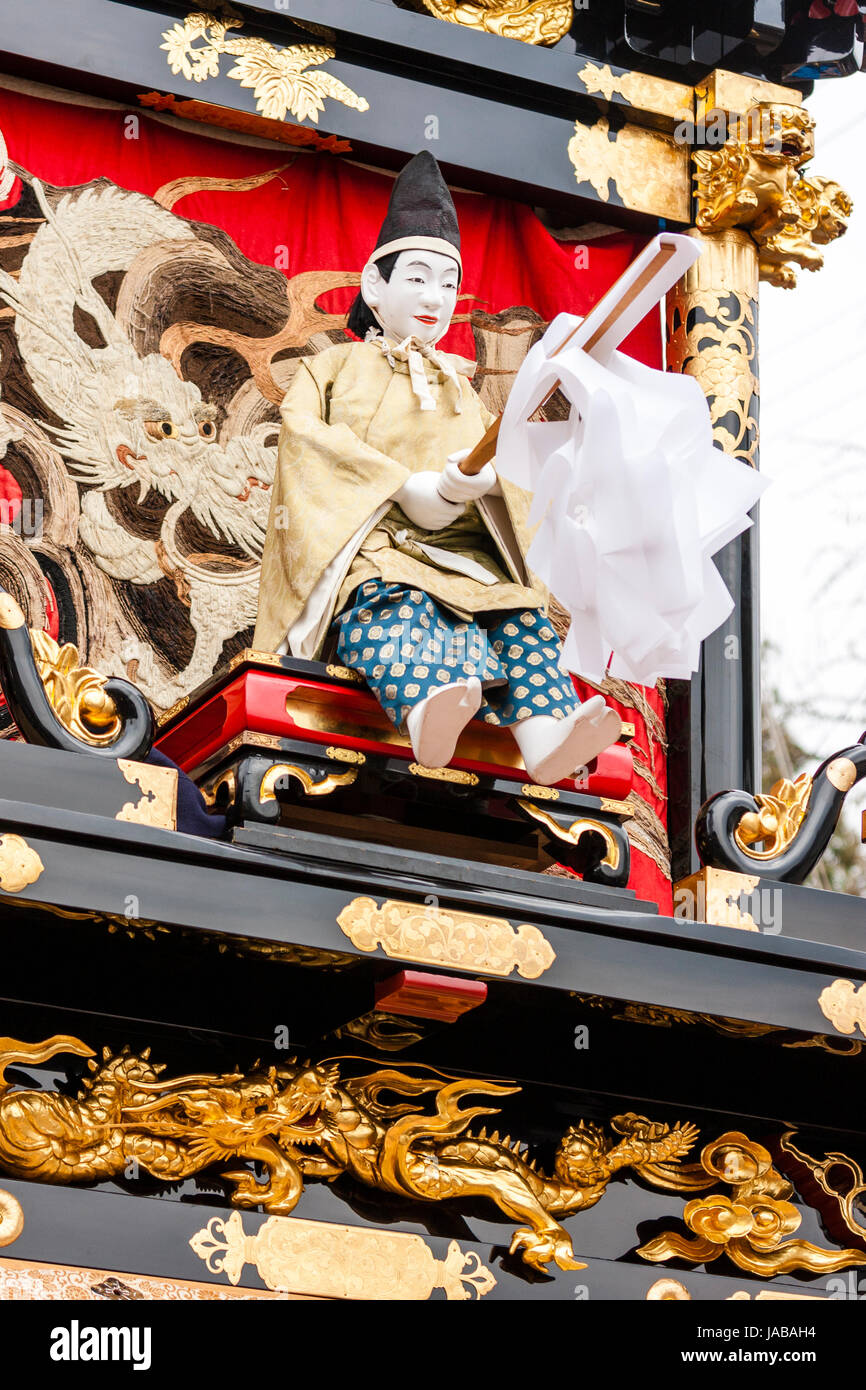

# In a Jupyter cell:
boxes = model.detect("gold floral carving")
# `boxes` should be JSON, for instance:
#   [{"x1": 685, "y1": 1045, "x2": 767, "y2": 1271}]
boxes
[
  {"x1": 819, "y1": 979, "x2": 866, "y2": 1041},
  {"x1": 116, "y1": 758, "x2": 178, "y2": 831},
  {"x1": 0, "y1": 1255, "x2": 290, "y2": 1300},
  {"x1": 0, "y1": 835, "x2": 44, "y2": 893},
  {"x1": 693, "y1": 102, "x2": 851, "y2": 289},
  {"x1": 259, "y1": 762, "x2": 358, "y2": 801},
  {"x1": 666, "y1": 231, "x2": 759, "y2": 467},
  {"x1": 336, "y1": 895, "x2": 556, "y2": 978},
  {"x1": 420, "y1": 0, "x2": 572, "y2": 46},
  {"x1": 30, "y1": 630, "x2": 123, "y2": 746},
  {"x1": 0, "y1": 1190, "x2": 23, "y2": 1246},
  {"x1": 639, "y1": 1131, "x2": 866, "y2": 1276},
  {"x1": 568, "y1": 118, "x2": 690, "y2": 222},
  {"x1": 733, "y1": 774, "x2": 812, "y2": 859},
  {"x1": 161, "y1": 12, "x2": 370, "y2": 124},
  {"x1": 191, "y1": 1210, "x2": 495, "y2": 1300},
  {"x1": 577, "y1": 62, "x2": 693, "y2": 121},
  {"x1": 518, "y1": 800, "x2": 621, "y2": 871}
]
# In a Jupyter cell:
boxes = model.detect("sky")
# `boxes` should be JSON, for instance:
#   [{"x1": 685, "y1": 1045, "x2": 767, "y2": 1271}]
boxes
[{"x1": 759, "y1": 75, "x2": 866, "y2": 801}]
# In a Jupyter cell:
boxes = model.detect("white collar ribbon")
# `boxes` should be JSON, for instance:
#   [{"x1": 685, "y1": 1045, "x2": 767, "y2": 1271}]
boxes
[{"x1": 365, "y1": 329, "x2": 463, "y2": 414}]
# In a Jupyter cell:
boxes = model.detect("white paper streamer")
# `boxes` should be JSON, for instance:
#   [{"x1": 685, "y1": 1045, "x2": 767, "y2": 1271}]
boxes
[{"x1": 495, "y1": 314, "x2": 768, "y2": 684}]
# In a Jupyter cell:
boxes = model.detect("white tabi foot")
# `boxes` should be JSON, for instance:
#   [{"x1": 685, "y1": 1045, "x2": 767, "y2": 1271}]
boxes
[
  {"x1": 512, "y1": 695, "x2": 621, "y2": 786},
  {"x1": 405, "y1": 676, "x2": 483, "y2": 769}
]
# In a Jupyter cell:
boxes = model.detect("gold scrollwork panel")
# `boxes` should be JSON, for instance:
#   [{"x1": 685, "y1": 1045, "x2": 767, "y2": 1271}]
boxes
[
  {"x1": 191, "y1": 1211, "x2": 495, "y2": 1300},
  {"x1": 336, "y1": 895, "x2": 556, "y2": 978}
]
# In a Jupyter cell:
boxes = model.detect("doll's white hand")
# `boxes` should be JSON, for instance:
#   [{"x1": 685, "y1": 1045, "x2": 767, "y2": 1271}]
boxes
[
  {"x1": 437, "y1": 451, "x2": 498, "y2": 504},
  {"x1": 393, "y1": 471, "x2": 464, "y2": 530}
]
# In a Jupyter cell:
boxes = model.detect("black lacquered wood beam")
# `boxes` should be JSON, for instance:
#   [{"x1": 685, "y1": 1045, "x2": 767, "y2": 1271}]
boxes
[{"x1": 0, "y1": 0, "x2": 689, "y2": 222}]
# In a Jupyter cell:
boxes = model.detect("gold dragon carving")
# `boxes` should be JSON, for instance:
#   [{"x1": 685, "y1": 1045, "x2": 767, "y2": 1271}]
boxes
[
  {"x1": 0, "y1": 1035, "x2": 699, "y2": 1274},
  {"x1": 694, "y1": 102, "x2": 852, "y2": 289},
  {"x1": 639, "y1": 1130, "x2": 866, "y2": 1276},
  {"x1": 419, "y1": 0, "x2": 573, "y2": 46}
]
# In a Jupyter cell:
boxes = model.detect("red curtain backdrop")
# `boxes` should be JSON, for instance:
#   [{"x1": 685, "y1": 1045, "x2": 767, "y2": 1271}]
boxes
[{"x1": 0, "y1": 84, "x2": 671, "y2": 910}]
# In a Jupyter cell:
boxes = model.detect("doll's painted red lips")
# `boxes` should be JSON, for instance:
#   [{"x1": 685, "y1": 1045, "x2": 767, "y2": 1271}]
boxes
[{"x1": 415, "y1": 314, "x2": 438, "y2": 324}]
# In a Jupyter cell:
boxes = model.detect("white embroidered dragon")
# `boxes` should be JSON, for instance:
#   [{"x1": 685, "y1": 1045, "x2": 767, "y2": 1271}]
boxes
[{"x1": 0, "y1": 174, "x2": 276, "y2": 706}]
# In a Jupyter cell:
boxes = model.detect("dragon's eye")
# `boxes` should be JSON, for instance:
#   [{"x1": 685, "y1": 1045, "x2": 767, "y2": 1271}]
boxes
[
  {"x1": 198, "y1": 419, "x2": 216, "y2": 441},
  {"x1": 144, "y1": 419, "x2": 177, "y2": 440}
]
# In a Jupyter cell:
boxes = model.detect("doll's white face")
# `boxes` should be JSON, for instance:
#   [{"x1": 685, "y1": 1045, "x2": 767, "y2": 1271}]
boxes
[{"x1": 361, "y1": 249, "x2": 459, "y2": 345}]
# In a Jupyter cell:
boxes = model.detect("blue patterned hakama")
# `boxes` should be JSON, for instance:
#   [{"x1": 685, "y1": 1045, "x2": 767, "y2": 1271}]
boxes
[{"x1": 334, "y1": 579, "x2": 580, "y2": 730}]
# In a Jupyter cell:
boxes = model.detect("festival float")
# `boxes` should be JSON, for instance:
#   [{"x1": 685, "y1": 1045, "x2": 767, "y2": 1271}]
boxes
[{"x1": 0, "y1": 0, "x2": 862, "y2": 1307}]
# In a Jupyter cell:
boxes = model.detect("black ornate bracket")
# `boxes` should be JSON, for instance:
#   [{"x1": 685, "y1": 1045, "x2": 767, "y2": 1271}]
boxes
[
  {"x1": 0, "y1": 589, "x2": 154, "y2": 761},
  {"x1": 695, "y1": 734, "x2": 866, "y2": 884}
]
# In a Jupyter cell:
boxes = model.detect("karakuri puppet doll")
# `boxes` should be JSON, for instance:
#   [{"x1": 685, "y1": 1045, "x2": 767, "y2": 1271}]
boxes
[{"x1": 254, "y1": 151, "x2": 621, "y2": 784}]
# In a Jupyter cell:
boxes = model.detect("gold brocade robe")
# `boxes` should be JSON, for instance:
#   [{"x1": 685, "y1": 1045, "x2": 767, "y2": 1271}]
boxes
[{"x1": 253, "y1": 340, "x2": 545, "y2": 657}]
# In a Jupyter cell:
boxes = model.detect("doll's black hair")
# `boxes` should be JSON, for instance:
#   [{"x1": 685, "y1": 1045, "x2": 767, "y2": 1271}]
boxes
[{"x1": 346, "y1": 251, "x2": 400, "y2": 341}]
